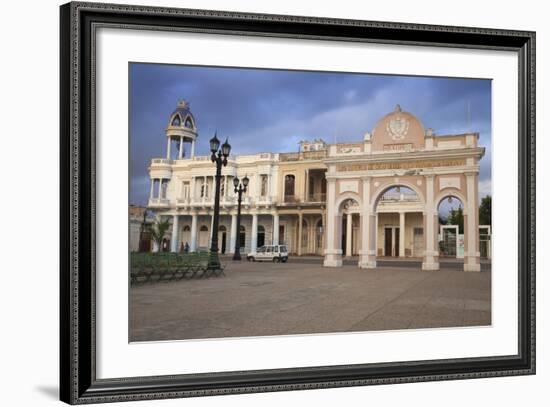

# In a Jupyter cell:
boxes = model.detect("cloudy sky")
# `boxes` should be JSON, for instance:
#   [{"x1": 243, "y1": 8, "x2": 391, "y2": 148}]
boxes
[{"x1": 130, "y1": 63, "x2": 491, "y2": 206}]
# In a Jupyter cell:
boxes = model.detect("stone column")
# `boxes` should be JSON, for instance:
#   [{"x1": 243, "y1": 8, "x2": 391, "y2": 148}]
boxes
[
  {"x1": 158, "y1": 179, "x2": 163, "y2": 199},
  {"x1": 422, "y1": 175, "x2": 439, "y2": 270},
  {"x1": 464, "y1": 172, "x2": 481, "y2": 271},
  {"x1": 149, "y1": 179, "x2": 154, "y2": 200},
  {"x1": 229, "y1": 213, "x2": 237, "y2": 254},
  {"x1": 190, "y1": 213, "x2": 198, "y2": 252},
  {"x1": 399, "y1": 212, "x2": 406, "y2": 257},
  {"x1": 273, "y1": 213, "x2": 280, "y2": 245},
  {"x1": 297, "y1": 212, "x2": 303, "y2": 256},
  {"x1": 251, "y1": 213, "x2": 258, "y2": 253},
  {"x1": 191, "y1": 140, "x2": 196, "y2": 158},
  {"x1": 359, "y1": 176, "x2": 376, "y2": 268},
  {"x1": 178, "y1": 136, "x2": 184, "y2": 159},
  {"x1": 170, "y1": 215, "x2": 179, "y2": 252},
  {"x1": 166, "y1": 138, "x2": 171, "y2": 159},
  {"x1": 305, "y1": 169, "x2": 310, "y2": 201},
  {"x1": 346, "y1": 213, "x2": 353, "y2": 257},
  {"x1": 323, "y1": 177, "x2": 342, "y2": 267},
  {"x1": 322, "y1": 210, "x2": 326, "y2": 252}
]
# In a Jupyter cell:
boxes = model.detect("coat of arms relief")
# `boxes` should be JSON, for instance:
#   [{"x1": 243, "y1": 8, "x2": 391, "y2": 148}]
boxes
[
  {"x1": 386, "y1": 116, "x2": 409, "y2": 140},
  {"x1": 386, "y1": 104, "x2": 410, "y2": 141}
]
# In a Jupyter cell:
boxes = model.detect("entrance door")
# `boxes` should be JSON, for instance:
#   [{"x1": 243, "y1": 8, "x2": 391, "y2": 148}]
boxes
[
  {"x1": 395, "y1": 228, "x2": 400, "y2": 257},
  {"x1": 384, "y1": 228, "x2": 392, "y2": 256},
  {"x1": 279, "y1": 225, "x2": 285, "y2": 244},
  {"x1": 221, "y1": 232, "x2": 226, "y2": 254}
]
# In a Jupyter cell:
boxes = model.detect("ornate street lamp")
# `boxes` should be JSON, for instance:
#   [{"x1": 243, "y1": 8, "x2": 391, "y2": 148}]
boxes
[
  {"x1": 208, "y1": 131, "x2": 231, "y2": 271},
  {"x1": 232, "y1": 174, "x2": 249, "y2": 261}
]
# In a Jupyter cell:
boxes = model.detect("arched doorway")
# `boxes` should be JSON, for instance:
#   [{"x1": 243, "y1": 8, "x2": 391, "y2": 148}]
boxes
[
  {"x1": 219, "y1": 225, "x2": 227, "y2": 254},
  {"x1": 181, "y1": 225, "x2": 191, "y2": 252},
  {"x1": 375, "y1": 185, "x2": 422, "y2": 258},
  {"x1": 198, "y1": 225, "x2": 209, "y2": 249},
  {"x1": 161, "y1": 238, "x2": 170, "y2": 252},
  {"x1": 315, "y1": 218, "x2": 324, "y2": 255},
  {"x1": 239, "y1": 225, "x2": 246, "y2": 251},
  {"x1": 257, "y1": 225, "x2": 265, "y2": 248},
  {"x1": 338, "y1": 197, "x2": 360, "y2": 258},
  {"x1": 438, "y1": 196, "x2": 464, "y2": 259}
]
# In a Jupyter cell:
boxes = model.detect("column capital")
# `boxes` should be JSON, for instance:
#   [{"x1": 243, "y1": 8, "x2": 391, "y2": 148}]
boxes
[
  {"x1": 464, "y1": 171, "x2": 478, "y2": 177},
  {"x1": 424, "y1": 174, "x2": 435, "y2": 180}
]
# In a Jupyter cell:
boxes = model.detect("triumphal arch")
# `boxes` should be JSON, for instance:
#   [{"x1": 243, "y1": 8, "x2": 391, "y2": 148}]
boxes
[{"x1": 323, "y1": 105, "x2": 485, "y2": 272}]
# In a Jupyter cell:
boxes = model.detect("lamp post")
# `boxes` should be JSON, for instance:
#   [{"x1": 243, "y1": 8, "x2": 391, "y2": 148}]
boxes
[
  {"x1": 232, "y1": 175, "x2": 249, "y2": 261},
  {"x1": 208, "y1": 132, "x2": 231, "y2": 270}
]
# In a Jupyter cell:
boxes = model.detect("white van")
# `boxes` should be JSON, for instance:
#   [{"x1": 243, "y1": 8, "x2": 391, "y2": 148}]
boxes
[{"x1": 246, "y1": 245, "x2": 288, "y2": 262}]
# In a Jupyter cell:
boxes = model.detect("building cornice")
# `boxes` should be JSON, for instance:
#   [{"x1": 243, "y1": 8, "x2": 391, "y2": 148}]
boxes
[{"x1": 323, "y1": 147, "x2": 485, "y2": 165}]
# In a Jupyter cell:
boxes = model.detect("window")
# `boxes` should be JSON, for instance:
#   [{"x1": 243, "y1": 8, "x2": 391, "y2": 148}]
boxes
[
  {"x1": 184, "y1": 117, "x2": 193, "y2": 128},
  {"x1": 260, "y1": 175, "x2": 268, "y2": 197},
  {"x1": 200, "y1": 181, "x2": 206, "y2": 198},
  {"x1": 182, "y1": 182, "x2": 190, "y2": 199},
  {"x1": 284, "y1": 174, "x2": 295, "y2": 197},
  {"x1": 171, "y1": 115, "x2": 181, "y2": 126}
]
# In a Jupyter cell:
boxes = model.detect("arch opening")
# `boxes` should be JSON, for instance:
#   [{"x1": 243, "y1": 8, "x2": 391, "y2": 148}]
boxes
[{"x1": 437, "y1": 195, "x2": 465, "y2": 259}]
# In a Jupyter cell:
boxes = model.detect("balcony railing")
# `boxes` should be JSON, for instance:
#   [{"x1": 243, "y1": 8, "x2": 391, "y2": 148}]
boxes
[
  {"x1": 151, "y1": 158, "x2": 173, "y2": 165},
  {"x1": 175, "y1": 196, "x2": 277, "y2": 208},
  {"x1": 306, "y1": 193, "x2": 326, "y2": 203},
  {"x1": 379, "y1": 192, "x2": 420, "y2": 202},
  {"x1": 279, "y1": 150, "x2": 327, "y2": 162},
  {"x1": 283, "y1": 195, "x2": 301, "y2": 204},
  {"x1": 254, "y1": 196, "x2": 274, "y2": 205},
  {"x1": 148, "y1": 198, "x2": 170, "y2": 206}
]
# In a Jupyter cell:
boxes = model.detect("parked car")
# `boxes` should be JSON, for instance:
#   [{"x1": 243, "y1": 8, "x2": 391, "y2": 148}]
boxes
[{"x1": 246, "y1": 245, "x2": 288, "y2": 262}]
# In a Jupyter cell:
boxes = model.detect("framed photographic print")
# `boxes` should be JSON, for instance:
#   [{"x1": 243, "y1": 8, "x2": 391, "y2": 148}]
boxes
[{"x1": 60, "y1": 1, "x2": 535, "y2": 404}]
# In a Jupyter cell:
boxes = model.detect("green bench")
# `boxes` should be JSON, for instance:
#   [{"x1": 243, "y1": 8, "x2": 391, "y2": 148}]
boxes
[{"x1": 130, "y1": 252, "x2": 224, "y2": 285}]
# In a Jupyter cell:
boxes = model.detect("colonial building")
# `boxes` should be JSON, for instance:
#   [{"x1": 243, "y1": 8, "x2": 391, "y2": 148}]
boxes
[
  {"x1": 147, "y1": 101, "x2": 485, "y2": 271},
  {"x1": 129, "y1": 205, "x2": 155, "y2": 252}
]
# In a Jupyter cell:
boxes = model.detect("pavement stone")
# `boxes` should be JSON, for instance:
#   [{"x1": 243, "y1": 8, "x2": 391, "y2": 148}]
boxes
[{"x1": 130, "y1": 259, "x2": 491, "y2": 341}]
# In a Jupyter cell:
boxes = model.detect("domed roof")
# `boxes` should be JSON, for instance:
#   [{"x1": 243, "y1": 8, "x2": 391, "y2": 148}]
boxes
[
  {"x1": 370, "y1": 105, "x2": 425, "y2": 151},
  {"x1": 168, "y1": 99, "x2": 196, "y2": 130},
  {"x1": 166, "y1": 99, "x2": 198, "y2": 141}
]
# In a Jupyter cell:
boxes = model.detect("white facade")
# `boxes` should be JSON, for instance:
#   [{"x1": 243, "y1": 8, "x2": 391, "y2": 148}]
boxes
[{"x1": 147, "y1": 102, "x2": 487, "y2": 271}]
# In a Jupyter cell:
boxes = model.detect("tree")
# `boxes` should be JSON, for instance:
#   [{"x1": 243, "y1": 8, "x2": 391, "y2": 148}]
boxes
[
  {"x1": 479, "y1": 195, "x2": 492, "y2": 226},
  {"x1": 447, "y1": 206, "x2": 464, "y2": 234},
  {"x1": 150, "y1": 217, "x2": 171, "y2": 252}
]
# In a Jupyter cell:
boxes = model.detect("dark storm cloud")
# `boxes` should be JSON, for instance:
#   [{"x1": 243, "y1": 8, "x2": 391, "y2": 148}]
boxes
[{"x1": 130, "y1": 63, "x2": 491, "y2": 205}]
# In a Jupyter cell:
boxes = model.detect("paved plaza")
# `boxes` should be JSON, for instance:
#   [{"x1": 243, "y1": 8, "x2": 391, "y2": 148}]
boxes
[{"x1": 129, "y1": 258, "x2": 491, "y2": 342}]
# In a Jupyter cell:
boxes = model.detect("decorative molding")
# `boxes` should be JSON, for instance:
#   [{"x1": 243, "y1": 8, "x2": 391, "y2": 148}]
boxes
[
  {"x1": 340, "y1": 180, "x2": 359, "y2": 194},
  {"x1": 439, "y1": 177, "x2": 461, "y2": 190}
]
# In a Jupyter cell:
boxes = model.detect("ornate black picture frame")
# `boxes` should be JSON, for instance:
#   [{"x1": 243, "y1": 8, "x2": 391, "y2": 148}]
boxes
[{"x1": 60, "y1": 2, "x2": 535, "y2": 404}]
